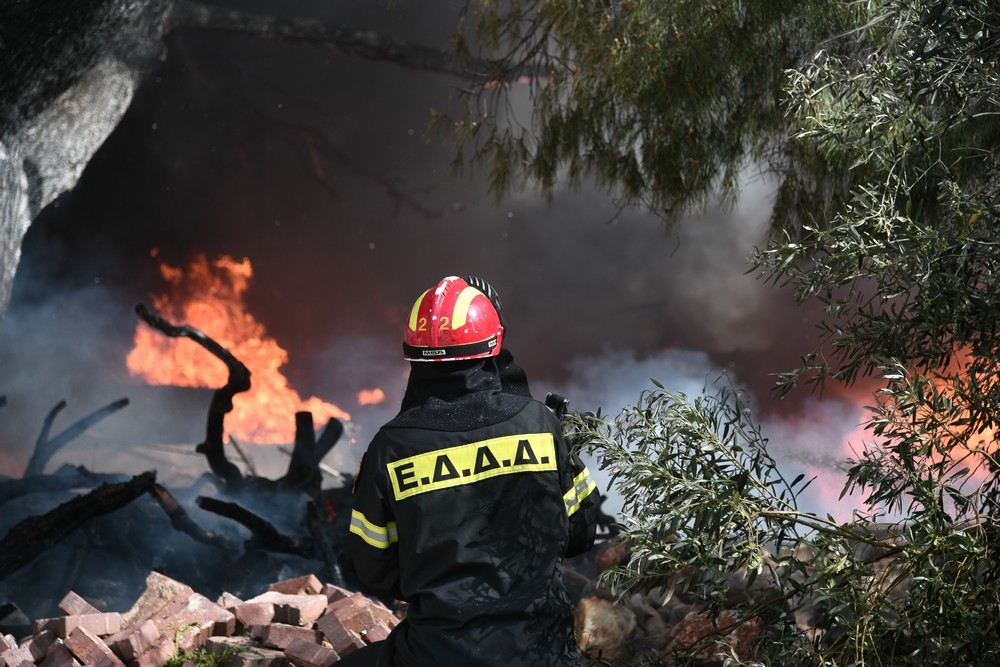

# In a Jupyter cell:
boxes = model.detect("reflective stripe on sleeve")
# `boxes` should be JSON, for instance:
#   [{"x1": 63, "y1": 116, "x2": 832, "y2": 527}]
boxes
[
  {"x1": 564, "y1": 466, "x2": 598, "y2": 517},
  {"x1": 349, "y1": 509, "x2": 398, "y2": 549}
]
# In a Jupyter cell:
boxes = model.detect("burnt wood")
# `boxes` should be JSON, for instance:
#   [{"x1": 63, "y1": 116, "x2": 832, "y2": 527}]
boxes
[
  {"x1": 149, "y1": 482, "x2": 229, "y2": 550},
  {"x1": 196, "y1": 496, "x2": 312, "y2": 558},
  {"x1": 280, "y1": 413, "x2": 343, "y2": 494},
  {"x1": 306, "y1": 499, "x2": 345, "y2": 589},
  {"x1": 24, "y1": 398, "x2": 130, "y2": 477},
  {"x1": 136, "y1": 303, "x2": 247, "y2": 488},
  {"x1": 0, "y1": 465, "x2": 129, "y2": 506},
  {"x1": 0, "y1": 471, "x2": 157, "y2": 581}
]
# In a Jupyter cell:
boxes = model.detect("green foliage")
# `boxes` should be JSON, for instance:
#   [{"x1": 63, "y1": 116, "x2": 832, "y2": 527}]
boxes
[
  {"x1": 452, "y1": 0, "x2": 1000, "y2": 664},
  {"x1": 164, "y1": 641, "x2": 259, "y2": 667},
  {"x1": 437, "y1": 0, "x2": 861, "y2": 222},
  {"x1": 566, "y1": 379, "x2": 803, "y2": 600},
  {"x1": 570, "y1": 371, "x2": 1000, "y2": 665},
  {"x1": 162, "y1": 624, "x2": 261, "y2": 667},
  {"x1": 759, "y1": 0, "x2": 1000, "y2": 398}
]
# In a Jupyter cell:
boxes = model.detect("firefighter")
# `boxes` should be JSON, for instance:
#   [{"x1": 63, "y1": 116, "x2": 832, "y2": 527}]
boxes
[{"x1": 342, "y1": 275, "x2": 599, "y2": 667}]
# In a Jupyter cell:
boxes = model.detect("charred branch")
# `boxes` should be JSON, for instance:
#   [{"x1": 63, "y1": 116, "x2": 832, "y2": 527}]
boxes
[
  {"x1": 149, "y1": 482, "x2": 230, "y2": 550},
  {"x1": 286, "y1": 411, "x2": 318, "y2": 492},
  {"x1": 196, "y1": 495, "x2": 312, "y2": 558},
  {"x1": 169, "y1": 1, "x2": 455, "y2": 74},
  {"x1": 135, "y1": 303, "x2": 247, "y2": 488},
  {"x1": 168, "y1": 0, "x2": 543, "y2": 84},
  {"x1": 228, "y1": 435, "x2": 260, "y2": 477},
  {"x1": 24, "y1": 398, "x2": 130, "y2": 477},
  {"x1": 313, "y1": 418, "x2": 343, "y2": 470},
  {"x1": 0, "y1": 465, "x2": 130, "y2": 506},
  {"x1": 280, "y1": 413, "x2": 343, "y2": 494},
  {"x1": 306, "y1": 499, "x2": 345, "y2": 589},
  {"x1": 0, "y1": 471, "x2": 157, "y2": 581}
]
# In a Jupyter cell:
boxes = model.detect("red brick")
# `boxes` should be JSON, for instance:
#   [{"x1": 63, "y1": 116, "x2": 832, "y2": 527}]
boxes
[
  {"x1": 167, "y1": 593, "x2": 236, "y2": 638},
  {"x1": 114, "y1": 598, "x2": 191, "y2": 667},
  {"x1": 319, "y1": 584, "x2": 353, "y2": 604},
  {"x1": 106, "y1": 618, "x2": 160, "y2": 662},
  {"x1": 236, "y1": 601, "x2": 277, "y2": 629},
  {"x1": 668, "y1": 609, "x2": 761, "y2": 663},
  {"x1": 233, "y1": 601, "x2": 276, "y2": 630},
  {"x1": 333, "y1": 606, "x2": 378, "y2": 636},
  {"x1": 360, "y1": 601, "x2": 398, "y2": 629},
  {"x1": 130, "y1": 593, "x2": 236, "y2": 667},
  {"x1": 251, "y1": 623, "x2": 321, "y2": 650},
  {"x1": 217, "y1": 592, "x2": 244, "y2": 609},
  {"x1": 39, "y1": 642, "x2": 82, "y2": 667},
  {"x1": 232, "y1": 648, "x2": 289, "y2": 666},
  {"x1": 361, "y1": 621, "x2": 393, "y2": 644},
  {"x1": 206, "y1": 637, "x2": 288, "y2": 666},
  {"x1": 206, "y1": 635, "x2": 255, "y2": 651},
  {"x1": 244, "y1": 593, "x2": 325, "y2": 627},
  {"x1": 33, "y1": 612, "x2": 123, "y2": 638},
  {"x1": 314, "y1": 615, "x2": 365, "y2": 657},
  {"x1": 120, "y1": 572, "x2": 194, "y2": 629},
  {"x1": 132, "y1": 639, "x2": 178, "y2": 667},
  {"x1": 64, "y1": 626, "x2": 126, "y2": 667},
  {"x1": 132, "y1": 624, "x2": 213, "y2": 667},
  {"x1": 325, "y1": 595, "x2": 397, "y2": 635},
  {"x1": 21, "y1": 628, "x2": 57, "y2": 661},
  {"x1": 283, "y1": 637, "x2": 339, "y2": 667},
  {"x1": 1, "y1": 643, "x2": 35, "y2": 667},
  {"x1": 59, "y1": 591, "x2": 102, "y2": 616},
  {"x1": 267, "y1": 574, "x2": 322, "y2": 596}
]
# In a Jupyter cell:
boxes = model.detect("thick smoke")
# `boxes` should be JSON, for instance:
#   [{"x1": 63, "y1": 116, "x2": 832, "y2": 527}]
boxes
[
  {"x1": 0, "y1": 274, "x2": 215, "y2": 482},
  {"x1": 550, "y1": 347, "x2": 868, "y2": 522},
  {"x1": 2, "y1": 1, "x2": 864, "y2": 514}
]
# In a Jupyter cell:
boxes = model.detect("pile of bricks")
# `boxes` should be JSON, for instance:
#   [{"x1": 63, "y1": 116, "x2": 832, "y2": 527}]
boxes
[{"x1": 0, "y1": 572, "x2": 399, "y2": 667}]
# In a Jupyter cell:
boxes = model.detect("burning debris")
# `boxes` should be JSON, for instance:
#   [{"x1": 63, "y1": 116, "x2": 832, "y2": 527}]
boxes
[
  {"x1": 0, "y1": 299, "x2": 357, "y2": 630},
  {"x1": 0, "y1": 472, "x2": 158, "y2": 583},
  {"x1": 126, "y1": 253, "x2": 350, "y2": 445},
  {"x1": 0, "y1": 276, "x2": 780, "y2": 665}
]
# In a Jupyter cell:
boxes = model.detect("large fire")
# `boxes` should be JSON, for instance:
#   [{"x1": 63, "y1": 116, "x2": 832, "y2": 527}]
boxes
[{"x1": 126, "y1": 252, "x2": 350, "y2": 443}]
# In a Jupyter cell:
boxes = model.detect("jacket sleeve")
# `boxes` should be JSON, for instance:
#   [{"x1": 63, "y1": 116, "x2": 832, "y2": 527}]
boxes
[
  {"x1": 555, "y1": 423, "x2": 599, "y2": 557},
  {"x1": 348, "y1": 448, "x2": 403, "y2": 600}
]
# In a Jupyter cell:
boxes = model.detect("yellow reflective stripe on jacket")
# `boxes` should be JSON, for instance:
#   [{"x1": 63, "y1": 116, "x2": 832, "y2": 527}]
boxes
[
  {"x1": 387, "y1": 433, "x2": 557, "y2": 501},
  {"x1": 564, "y1": 466, "x2": 597, "y2": 517},
  {"x1": 350, "y1": 509, "x2": 398, "y2": 549}
]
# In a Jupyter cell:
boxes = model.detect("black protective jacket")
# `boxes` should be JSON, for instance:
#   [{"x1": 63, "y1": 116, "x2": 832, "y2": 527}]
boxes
[{"x1": 349, "y1": 353, "x2": 599, "y2": 667}]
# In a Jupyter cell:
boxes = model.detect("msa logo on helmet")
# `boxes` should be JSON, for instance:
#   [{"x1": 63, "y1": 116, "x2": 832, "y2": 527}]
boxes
[
  {"x1": 422, "y1": 349, "x2": 447, "y2": 357},
  {"x1": 487, "y1": 339, "x2": 497, "y2": 348}
]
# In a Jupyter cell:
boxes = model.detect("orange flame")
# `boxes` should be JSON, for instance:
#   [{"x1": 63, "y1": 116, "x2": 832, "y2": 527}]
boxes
[
  {"x1": 126, "y1": 252, "x2": 349, "y2": 443},
  {"x1": 357, "y1": 388, "x2": 386, "y2": 406},
  {"x1": 926, "y1": 350, "x2": 998, "y2": 473}
]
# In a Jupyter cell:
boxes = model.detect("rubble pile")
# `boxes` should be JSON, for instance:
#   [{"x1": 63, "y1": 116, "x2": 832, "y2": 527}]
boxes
[
  {"x1": 571, "y1": 541, "x2": 765, "y2": 666},
  {"x1": 0, "y1": 539, "x2": 779, "y2": 667},
  {"x1": 1, "y1": 572, "x2": 398, "y2": 667}
]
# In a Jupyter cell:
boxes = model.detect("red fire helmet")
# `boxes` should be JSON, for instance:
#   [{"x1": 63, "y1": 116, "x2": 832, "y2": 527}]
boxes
[{"x1": 403, "y1": 276, "x2": 504, "y2": 361}]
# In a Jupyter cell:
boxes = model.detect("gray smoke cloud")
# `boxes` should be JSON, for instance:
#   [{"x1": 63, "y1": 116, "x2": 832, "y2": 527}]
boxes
[
  {"x1": 549, "y1": 347, "x2": 868, "y2": 522},
  {"x1": 2, "y1": 0, "x2": 860, "y2": 522}
]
